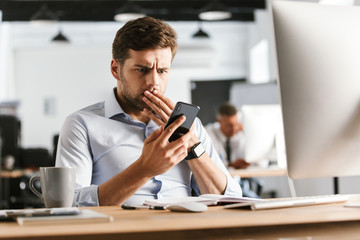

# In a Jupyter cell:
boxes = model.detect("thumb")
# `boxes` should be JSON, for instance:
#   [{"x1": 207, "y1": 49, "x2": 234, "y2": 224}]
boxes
[{"x1": 145, "y1": 126, "x2": 163, "y2": 144}]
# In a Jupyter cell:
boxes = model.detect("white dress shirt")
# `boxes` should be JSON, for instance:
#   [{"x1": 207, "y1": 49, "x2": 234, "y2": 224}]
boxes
[
  {"x1": 205, "y1": 122, "x2": 246, "y2": 166},
  {"x1": 55, "y1": 89, "x2": 242, "y2": 206}
]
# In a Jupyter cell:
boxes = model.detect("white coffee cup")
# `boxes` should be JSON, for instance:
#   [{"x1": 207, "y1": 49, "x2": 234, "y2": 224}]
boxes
[{"x1": 29, "y1": 167, "x2": 76, "y2": 208}]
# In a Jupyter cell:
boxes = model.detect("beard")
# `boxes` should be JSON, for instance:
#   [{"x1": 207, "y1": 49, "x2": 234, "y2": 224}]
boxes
[
  {"x1": 119, "y1": 72, "x2": 152, "y2": 112},
  {"x1": 122, "y1": 89, "x2": 149, "y2": 112}
]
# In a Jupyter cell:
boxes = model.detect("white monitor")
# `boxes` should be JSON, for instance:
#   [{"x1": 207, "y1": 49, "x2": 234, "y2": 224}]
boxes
[
  {"x1": 241, "y1": 104, "x2": 285, "y2": 167},
  {"x1": 272, "y1": 1, "x2": 360, "y2": 179}
]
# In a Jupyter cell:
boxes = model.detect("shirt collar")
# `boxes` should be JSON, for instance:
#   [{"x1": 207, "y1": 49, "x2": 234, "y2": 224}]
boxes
[
  {"x1": 216, "y1": 127, "x2": 228, "y2": 143},
  {"x1": 104, "y1": 88, "x2": 159, "y2": 130}
]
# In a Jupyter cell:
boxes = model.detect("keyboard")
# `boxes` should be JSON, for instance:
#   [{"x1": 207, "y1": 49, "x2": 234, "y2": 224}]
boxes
[{"x1": 224, "y1": 194, "x2": 350, "y2": 210}]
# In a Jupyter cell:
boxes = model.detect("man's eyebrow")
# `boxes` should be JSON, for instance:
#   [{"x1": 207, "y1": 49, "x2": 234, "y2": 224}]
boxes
[
  {"x1": 134, "y1": 64, "x2": 151, "y2": 69},
  {"x1": 134, "y1": 64, "x2": 170, "y2": 70}
]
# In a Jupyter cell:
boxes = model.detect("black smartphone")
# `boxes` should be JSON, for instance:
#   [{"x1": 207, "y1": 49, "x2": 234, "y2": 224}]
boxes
[{"x1": 164, "y1": 102, "x2": 200, "y2": 142}]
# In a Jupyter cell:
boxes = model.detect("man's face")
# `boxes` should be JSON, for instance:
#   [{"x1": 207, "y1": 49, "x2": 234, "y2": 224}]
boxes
[
  {"x1": 112, "y1": 48, "x2": 172, "y2": 112},
  {"x1": 218, "y1": 114, "x2": 242, "y2": 138}
]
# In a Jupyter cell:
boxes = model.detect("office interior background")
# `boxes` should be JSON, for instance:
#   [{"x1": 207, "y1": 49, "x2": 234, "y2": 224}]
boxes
[{"x1": 1, "y1": 0, "x2": 360, "y2": 208}]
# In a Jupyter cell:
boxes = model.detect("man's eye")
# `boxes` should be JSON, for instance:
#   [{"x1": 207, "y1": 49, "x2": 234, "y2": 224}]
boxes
[
  {"x1": 159, "y1": 70, "x2": 166, "y2": 74},
  {"x1": 137, "y1": 68, "x2": 147, "y2": 73}
]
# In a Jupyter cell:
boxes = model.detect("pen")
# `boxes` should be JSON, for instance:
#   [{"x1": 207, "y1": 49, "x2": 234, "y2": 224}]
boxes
[{"x1": 121, "y1": 204, "x2": 165, "y2": 210}]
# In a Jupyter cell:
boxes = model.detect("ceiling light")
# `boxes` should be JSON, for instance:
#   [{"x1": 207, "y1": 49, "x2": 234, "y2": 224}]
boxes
[
  {"x1": 192, "y1": 28, "x2": 210, "y2": 38},
  {"x1": 114, "y1": 2, "x2": 146, "y2": 22},
  {"x1": 51, "y1": 29, "x2": 69, "y2": 43},
  {"x1": 30, "y1": 4, "x2": 58, "y2": 25},
  {"x1": 199, "y1": 0, "x2": 232, "y2": 21},
  {"x1": 192, "y1": 23, "x2": 210, "y2": 38}
]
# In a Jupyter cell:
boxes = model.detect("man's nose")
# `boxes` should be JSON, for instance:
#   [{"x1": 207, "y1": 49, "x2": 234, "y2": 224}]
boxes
[{"x1": 146, "y1": 69, "x2": 160, "y2": 90}]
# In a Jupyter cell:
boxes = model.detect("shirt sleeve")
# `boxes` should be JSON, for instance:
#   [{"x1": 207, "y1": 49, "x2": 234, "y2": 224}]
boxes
[
  {"x1": 191, "y1": 118, "x2": 243, "y2": 197},
  {"x1": 55, "y1": 115, "x2": 100, "y2": 207}
]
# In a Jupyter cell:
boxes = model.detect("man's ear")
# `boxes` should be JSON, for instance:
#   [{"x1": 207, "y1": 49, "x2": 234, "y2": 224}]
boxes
[
  {"x1": 238, "y1": 122, "x2": 243, "y2": 131},
  {"x1": 110, "y1": 59, "x2": 120, "y2": 80},
  {"x1": 216, "y1": 116, "x2": 221, "y2": 124}
]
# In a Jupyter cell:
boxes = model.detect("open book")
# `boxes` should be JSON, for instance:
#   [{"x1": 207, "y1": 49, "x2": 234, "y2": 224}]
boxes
[{"x1": 144, "y1": 194, "x2": 266, "y2": 207}]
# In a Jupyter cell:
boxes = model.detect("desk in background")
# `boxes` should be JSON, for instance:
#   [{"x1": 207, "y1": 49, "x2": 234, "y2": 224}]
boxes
[
  {"x1": 230, "y1": 166, "x2": 296, "y2": 197},
  {"x1": 229, "y1": 166, "x2": 287, "y2": 178},
  {"x1": 1, "y1": 195, "x2": 360, "y2": 239}
]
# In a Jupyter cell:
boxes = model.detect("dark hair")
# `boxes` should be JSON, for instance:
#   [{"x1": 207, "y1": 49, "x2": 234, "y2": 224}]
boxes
[
  {"x1": 112, "y1": 16, "x2": 178, "y2": 65},
  {"x1": 218, "y1": 103, "x2": 238, "y2": 116}
]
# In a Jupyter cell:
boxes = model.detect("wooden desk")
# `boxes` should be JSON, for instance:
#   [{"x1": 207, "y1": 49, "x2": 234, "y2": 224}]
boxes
[{"x1": 1, "y1": 195, "x2": 360, "y2": 239}]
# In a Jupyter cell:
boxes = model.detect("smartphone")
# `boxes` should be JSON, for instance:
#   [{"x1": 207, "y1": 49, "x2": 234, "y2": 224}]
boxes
[{"x1": 164, "y1": 102, "x2": 200, "y2": 142}]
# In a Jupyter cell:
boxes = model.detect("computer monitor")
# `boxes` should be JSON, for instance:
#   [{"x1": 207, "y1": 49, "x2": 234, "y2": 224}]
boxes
[
  {"x1": 272, "y1": 1, "x2": 360, "y2": 179},
  {"x1": 241, "y1": 104, "x2": 285, "y2": 167}
]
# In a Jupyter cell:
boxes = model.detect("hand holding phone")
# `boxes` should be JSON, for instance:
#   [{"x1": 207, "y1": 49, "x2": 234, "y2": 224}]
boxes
[{"x1": 164, "y1": 102, "x2": 200, "y2": 142}]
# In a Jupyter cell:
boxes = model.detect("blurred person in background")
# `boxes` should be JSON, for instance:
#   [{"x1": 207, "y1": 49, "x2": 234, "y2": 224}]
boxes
[{"x1": 206, "y1": 103, "x2": 262, "y2": 198}]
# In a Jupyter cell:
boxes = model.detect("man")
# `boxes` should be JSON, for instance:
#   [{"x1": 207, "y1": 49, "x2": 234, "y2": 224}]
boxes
[
  {"x1": 55, "y1": 17, "x2": 242, "y2": 207},
  {"x1": 205, "y1": 103, "x2": 249, "y2": 169},
  {"x1": 206, "y1": 103, "x2": 261, "y2": 198}
]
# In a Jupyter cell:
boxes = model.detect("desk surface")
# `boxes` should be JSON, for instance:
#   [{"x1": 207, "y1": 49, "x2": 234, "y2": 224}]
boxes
[{"x1": 1, "y1": 195, "x2": 360, "y2": 240}]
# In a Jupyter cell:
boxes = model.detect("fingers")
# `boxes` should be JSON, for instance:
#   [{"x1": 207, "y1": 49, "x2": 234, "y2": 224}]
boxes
[
  {"x1": 152, "y1": 89, "x2": 175, "y2": 110},
  {"x1": 146, "y1": 114, "x2": 188, "y2": 147},
  {"x1": 172, "y1": 143, "x2": 189, "y2": 159},
  {"x1": 143, "y1": 90, "x2": 174, "y2": 123},
  {"x1": 143, "y1": 90, "x2": 170, "y2": 121},
  {"x1": 164, "y1": 131, "x2": 190, "y2": 161},
  {"x1": 145, "y1": 125, "x2": 163, "y2": 144},
  {"x1": 162, "y1": 115, "x2": 186, "y2": 141},
  {"x1": 167, "y1": 123, "x2": 192, "y2": 155},
  {"x1": 143, "y1": 108, "x2": 164, "y2": 126}
]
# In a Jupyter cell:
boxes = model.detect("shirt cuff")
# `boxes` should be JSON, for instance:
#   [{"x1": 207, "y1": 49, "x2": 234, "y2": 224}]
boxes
[
  {"x1": 74, "y1": 185, "x2": 100, "y2": 207},
  {"x1": 223, "y1": 174, "x2": 243, "y2": 197}
]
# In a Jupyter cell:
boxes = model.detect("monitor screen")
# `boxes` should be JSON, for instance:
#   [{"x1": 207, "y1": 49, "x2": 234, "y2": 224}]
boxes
[
  {"x1": 241, "y1": 104, "x2": 285, "y2": 167},
  {"x1": 272, "y1": 1, "x2": 360, "y2": 179}
]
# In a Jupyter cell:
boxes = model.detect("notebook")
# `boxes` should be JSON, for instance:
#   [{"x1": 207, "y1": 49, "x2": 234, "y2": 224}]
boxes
[
  {"x1": 224, "y1": 194, "x2": 350, "y2": 210},
  {"x1": 16, "y1": 209, "x2": 113, "y2": 226}
]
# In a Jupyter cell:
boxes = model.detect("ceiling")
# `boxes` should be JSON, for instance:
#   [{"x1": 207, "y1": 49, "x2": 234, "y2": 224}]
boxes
[{"x1": 0, "y1": 0, "x2": 266, "y2": 22}]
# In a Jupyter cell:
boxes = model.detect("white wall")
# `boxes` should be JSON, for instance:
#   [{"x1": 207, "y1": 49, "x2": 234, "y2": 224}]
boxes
[
  {"x1": 5, "y1": 21, "x2": 248, "y2": 151},
  {"x1": 14, "y1": 45, "x2": 114, "y2": 149}
]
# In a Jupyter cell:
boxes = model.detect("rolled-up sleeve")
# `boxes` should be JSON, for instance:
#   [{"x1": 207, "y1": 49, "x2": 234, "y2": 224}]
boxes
[{"x1": 74, "y1": 185, "x2": 99, "y2": 207}]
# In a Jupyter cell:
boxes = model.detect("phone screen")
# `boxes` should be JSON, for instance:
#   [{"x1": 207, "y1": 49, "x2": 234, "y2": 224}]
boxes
[{"x1": 164, "y1": 102, "x2": 200, "y2": 142}]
